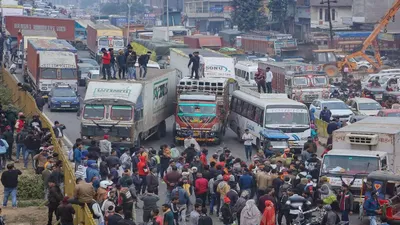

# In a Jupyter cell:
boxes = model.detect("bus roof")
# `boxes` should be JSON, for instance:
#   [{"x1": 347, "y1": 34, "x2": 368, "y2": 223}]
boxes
[{"x1": 233, "y1": 89, "x2": 306, "y2": 108}]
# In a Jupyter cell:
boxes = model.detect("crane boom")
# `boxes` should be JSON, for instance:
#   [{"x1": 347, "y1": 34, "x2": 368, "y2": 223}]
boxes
[{"x1": 342, "y1": 0, "x2": 400, "y2": 71}]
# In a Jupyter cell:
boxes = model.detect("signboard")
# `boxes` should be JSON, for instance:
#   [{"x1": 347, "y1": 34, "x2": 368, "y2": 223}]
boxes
[
  {"x1": 210, "y1": 6, "x2": 223, "y2": 13},
  {"x1": 203, "y1": 57, "x2": 235, "y2": 79},
  {"x1": 294, "y1": 65, "x2": 323, "y2": 73},
  {"x1": 1, "y1": 8, "x2": 23, "y2": 16},
  {"x1": 144, "y1": 14, "x2": 156, "y2": 20},
  {"x1": 379, "y1": 33, "x2": 395, "y2": 42},
  {"x1": 274, "y1": 39, "x2": 297, "y2": 51},
  {"x1": 153, "y1": 78, "x2": 169, "y2": 112}
]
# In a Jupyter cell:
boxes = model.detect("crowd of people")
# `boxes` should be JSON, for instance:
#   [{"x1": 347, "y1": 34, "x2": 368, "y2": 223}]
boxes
[{"x1": 57, "y1": 130, "x2": 364, "y2": 225}]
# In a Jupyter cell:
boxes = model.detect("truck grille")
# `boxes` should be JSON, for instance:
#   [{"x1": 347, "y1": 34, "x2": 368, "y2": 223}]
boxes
[{"x1": 346, "y1": 133, "x2": 379, "y2": 145}]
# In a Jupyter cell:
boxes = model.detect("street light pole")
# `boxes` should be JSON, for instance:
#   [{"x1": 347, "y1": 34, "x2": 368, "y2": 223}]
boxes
[
  {"x1": 320, "y1": 0, "x2": 337, "y2": 48},
  {"x1": 127, "y1": 1, "x2": 132, "y2": 45},
  {"x1": 166, "y1": 0, "x2": 169, "y2": 41}
]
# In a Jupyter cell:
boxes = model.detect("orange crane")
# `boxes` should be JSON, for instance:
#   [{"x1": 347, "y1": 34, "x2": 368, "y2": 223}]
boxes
[{"x1": 340, "y1": 0, "x2": 400, "y2": 72}]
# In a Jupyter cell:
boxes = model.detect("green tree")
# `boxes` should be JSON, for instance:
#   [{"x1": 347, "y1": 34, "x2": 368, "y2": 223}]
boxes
[{"x1": 231, "y1": 0, "x2": 267, "y2": 32}]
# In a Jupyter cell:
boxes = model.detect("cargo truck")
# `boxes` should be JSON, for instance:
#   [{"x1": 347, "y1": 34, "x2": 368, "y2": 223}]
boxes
[
  {"x1": 80, "y1": 69, "x2": 177, "y2": 147},
  {"x1": 169, "y1": 48, "x2": 235, "y2": 80},
  {"x1": 73, "y1": 20, "x2": 91, "y2": 50},
  {"x1": 86, "y1": 23, "x2": 124, "y2": 62},
  {"x1": 5, "y1": 16, "x2": 75, "y2": 40},
  {"x1": 173, "y1": 77, "x2": 230, "y2": 145},
  {"x1": 25, "y1": 39, "x2": 78, "y2": 96},
  {"x1": 321, "y1": 117, "x2": 400, "y2": 209}
]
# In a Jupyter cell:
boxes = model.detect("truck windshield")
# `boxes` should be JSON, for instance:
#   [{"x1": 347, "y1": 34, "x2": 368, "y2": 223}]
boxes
[
  {"x1": 265, "y1": 108, "x2": 309, "y2": 125},
  {"x1": 111, "y1": 105, "x2": 132, "y2": 121},
  {"x1": 293, "y1": 77, "x2": 308, "y2": 86},
  {"x1": 83, "y1": 105, "x2": 104, "y2": 120},
  {"x1": 98, "y1": 38, "x2": 108, "y2": 46},
  {"x1": 313, "y1": 76, "x2": 327, "y2": 85},
  {"x1": 322, "y1": 155, "x2": 378, "y2": 175},
  {"x1": 41, "y1": 68, "x2": 57, "y2": 79},
  {"x1": 61, "y1": 69, "x2": 76, "y2": 79},
  {"x1": 114, "y1": 39, "x2": 124, "y2": 48},
  {"x1": 178, "y1": 103, "x2": 217, "y2": 116}
]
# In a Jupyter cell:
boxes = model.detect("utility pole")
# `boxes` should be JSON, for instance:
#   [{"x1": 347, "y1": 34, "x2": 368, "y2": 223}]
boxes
[
  {"x1": 127, "y1": 0, "x2": 132, "y2": 45},
  {"x1": 320, "y1": 0, "x2": 337, "y2": 48},
  {"x1": 166, "y1": 0, "x2": 169, "y2": 41}
]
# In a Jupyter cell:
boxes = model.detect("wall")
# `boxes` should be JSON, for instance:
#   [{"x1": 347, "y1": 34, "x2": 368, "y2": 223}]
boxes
[{"x1": 310, "y1": 6, "x2": 352, "y2": 27}]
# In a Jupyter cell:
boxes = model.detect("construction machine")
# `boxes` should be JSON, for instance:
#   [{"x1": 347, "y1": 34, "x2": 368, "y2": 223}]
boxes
[{"x1": 339, "y1": 0, "x2": 400, "y2": 72}]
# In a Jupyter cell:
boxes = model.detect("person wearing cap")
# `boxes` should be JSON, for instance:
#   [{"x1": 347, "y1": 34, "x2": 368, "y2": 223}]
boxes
[
  {"x1": 57, "y1": 196, "x2": 75, "y2": 225},
  {"x1": 221, "y1": 197, "x2": 233, "y2": 225},
  {"x1": 138, "y1": 51, "x2": 152, "y2": 79},
  {"x1": 242, "y1": 129, "x2": 253, "y2": 161},
  {"x1": 188, "y1": 51, "x2": 200, "y2": 79},
  {"x1": 99, "y1": 134, "x2": 112, "y2": 158},
  {"x1": 339, "y1": 183, "x2": 353, "y2": 224},
  {"x1": 101, "y1": 48, "x2": 112, "y2": 80}
]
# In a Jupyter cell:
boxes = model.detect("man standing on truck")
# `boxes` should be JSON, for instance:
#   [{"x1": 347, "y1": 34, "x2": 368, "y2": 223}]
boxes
[
  {"x1": 265, "y1": 67, "x2": 273, "y2": 93},
  {"x1": 138, "y1": 51, "x2": 151, "y2": 80},
  {"x1": 101, "y1": 48, "x2": 112, "y2": 80},
  {"x1": 255, "y1": 68, "x2": 266, "y2": 93},
  {"x1": 109, "y1": 48, "x2": 116, "y2": 79},
  {"x1": 188, "y1": 51, "x2": 200, "y2": 79}
]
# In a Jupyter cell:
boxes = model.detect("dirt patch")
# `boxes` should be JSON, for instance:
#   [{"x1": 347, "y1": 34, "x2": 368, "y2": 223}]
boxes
[{"x1": 2, "y1": 206, "x2": 48, "y2": 225}]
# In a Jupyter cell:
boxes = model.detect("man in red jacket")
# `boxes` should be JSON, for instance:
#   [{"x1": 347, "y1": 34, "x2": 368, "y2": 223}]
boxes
[
  {"x1": 101, "y1": 48, "x2": 112, "y2": 80},
  {"x1": 137, "y1": 156, "x2": 149, "y2": 194},
  {"x1": 194, "y1": 173, "x2": 208, "y2": 207}
]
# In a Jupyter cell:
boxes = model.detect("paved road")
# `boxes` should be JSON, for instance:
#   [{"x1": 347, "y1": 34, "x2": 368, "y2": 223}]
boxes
[{"x1": 11, "y1": 50, "x2": 369, "y2": 225}]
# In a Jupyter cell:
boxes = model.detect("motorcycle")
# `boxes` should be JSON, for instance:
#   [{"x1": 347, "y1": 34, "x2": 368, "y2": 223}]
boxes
[
  {"x1": 292, "y1": 207, "x2": 320, "y2": 225},
  {"x1": 9, "y1": 63, "x2": 16, "y2": 74},
  {"x1": 11, "y1": 49, "x2": 23, "y2": 68}
]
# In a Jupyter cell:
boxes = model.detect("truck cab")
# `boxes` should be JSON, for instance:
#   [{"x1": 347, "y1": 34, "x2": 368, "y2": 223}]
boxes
[{"x1": 285, "y1": 73, "x2": 330, "y2": 105}]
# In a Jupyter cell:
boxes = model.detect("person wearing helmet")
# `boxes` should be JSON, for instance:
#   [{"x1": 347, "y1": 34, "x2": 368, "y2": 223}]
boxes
[{"x1": 97, "y1": 180, "x2": 113, "y2": 203}]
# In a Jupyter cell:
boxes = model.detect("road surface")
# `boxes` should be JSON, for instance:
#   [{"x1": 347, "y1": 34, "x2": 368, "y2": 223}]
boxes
[{"x1": 11, "y1": 50, "x2": 369, "y2": 225}]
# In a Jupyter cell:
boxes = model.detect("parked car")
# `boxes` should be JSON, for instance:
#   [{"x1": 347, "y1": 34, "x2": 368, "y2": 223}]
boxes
[
  {"x1": 78, "y1": 63, "x2": 100, "y2": 86},
  {"x1": 347, "y1": 97, "x2": 382, "y2": 116},
  {"x1": 78, "y1": 58, "x2": 99, "y2": 67},
  {"x1": 310, "y1": 98, "x2": 354, "y2": 121},
  {"x1": 48, "y1": 85, "x2": 80, "y2": 112}
]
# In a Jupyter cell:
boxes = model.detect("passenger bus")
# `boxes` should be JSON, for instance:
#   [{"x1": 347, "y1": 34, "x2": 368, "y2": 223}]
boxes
[
  {"x1": 228, "y1": 88, "x2": 310, "y2": 154},
  {"x1": 234, "y1": 61, "x2": 258, "y2": 87}
]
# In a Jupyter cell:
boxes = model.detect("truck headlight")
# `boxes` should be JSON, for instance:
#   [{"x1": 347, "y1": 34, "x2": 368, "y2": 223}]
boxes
[{"x1": 211, "y1": 124, "x2": 219, "y2": 132}]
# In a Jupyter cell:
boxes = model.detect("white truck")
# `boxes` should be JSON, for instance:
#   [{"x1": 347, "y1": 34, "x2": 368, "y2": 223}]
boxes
[
  {"x1": 80, "y1": 68, "x2": 177, "y2": 147},
  {"x1": 321, "y1": 117, "x2": 400, "y2": 208},
  {"x1": 169, "y1": 48, "x2": 235, "y2": 80}
]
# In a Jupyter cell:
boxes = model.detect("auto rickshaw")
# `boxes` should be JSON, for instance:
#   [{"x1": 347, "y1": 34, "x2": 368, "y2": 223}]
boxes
[
  {"x1": 259, "y1": 128, "x2": 290, "y2": 153},
  {"x1": 365, "y1": 171, "x2": 400, "y2": 225}
]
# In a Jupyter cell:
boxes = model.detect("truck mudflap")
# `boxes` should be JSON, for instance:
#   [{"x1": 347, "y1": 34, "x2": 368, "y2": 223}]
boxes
[{"x1": 175, "y1": 130, "x2": 222, "y2": 144}]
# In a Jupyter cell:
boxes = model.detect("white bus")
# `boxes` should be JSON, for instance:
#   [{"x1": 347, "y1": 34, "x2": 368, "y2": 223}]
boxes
[
  {"x1": 235, "y1": 61, "x2": 258, "y2": 87},
  {"x1": 228, "y1": 88, "x2": 310, "y2": 153}
]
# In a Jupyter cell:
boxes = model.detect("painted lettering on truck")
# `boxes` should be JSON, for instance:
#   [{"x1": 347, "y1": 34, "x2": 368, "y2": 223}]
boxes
[{"x1": 153, "y1": 78, "x2": 168, "y2": 112}]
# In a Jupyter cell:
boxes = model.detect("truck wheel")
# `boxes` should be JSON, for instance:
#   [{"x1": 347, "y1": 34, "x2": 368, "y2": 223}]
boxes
[{"x1": 159, "y1": 121, "x2": 167, "y2": 138}]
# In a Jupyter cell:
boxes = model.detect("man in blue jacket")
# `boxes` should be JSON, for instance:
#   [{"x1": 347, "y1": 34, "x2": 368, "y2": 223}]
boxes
[
  {"x1": 364, "y1": 191, "x2": 380, "y2": 225},
  {"x1": 73, "y1": 143, "x2": 83, "y2": 171},
  {"x1": 319, "y1": 106, "x2": 332, "y2": 123},
  {"x1": 86, "y1": 161, "x2": 100, "y2": 182},
  {"x1": 239, "y1": 168, "x2": 253, "y2": 194}
]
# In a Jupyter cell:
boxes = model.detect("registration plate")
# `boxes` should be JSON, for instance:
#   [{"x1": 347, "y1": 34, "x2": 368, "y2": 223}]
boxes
[{"x1": 61, "y1": 105, "x2": 70, "y2": 108}]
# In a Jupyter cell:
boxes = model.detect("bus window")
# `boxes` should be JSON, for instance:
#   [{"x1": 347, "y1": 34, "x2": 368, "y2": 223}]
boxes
[
  {"x1": 247, "y1": 105, "x2": 255, "y2": 119},
  {"x1": 241, "y1": 102, "x2": 249, "y2": 115},
  {"x1": 245, "y1": 72, "x2": 249, "y2": 81},
  {"x1": 235, "y1": 99, "x2": 242, "y2": 113},
  {"x1": 231, "y1": 97, "x2": 237, "y2": 110}
]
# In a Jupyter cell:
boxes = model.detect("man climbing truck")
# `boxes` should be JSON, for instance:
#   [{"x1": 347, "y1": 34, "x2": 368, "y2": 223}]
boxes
[{"x1": 173, "y1": 77, "x2": 230, "y2": 145}]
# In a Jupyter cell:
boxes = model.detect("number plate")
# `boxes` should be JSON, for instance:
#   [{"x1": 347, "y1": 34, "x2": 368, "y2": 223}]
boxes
[
  {"x1": 61, "y1": 105, "x2": 70, "y2": 108},
  {"x1": 194, "y1": 132, "x2": 200, "y2": 136}
]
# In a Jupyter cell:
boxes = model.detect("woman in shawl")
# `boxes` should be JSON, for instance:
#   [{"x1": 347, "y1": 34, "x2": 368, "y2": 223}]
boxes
[
  {"x1": 240, "y1": 199, "x2": 261, "y2": 225},
  {"x1": 232, "y1": 190, "x2": 250, "y2": 225},
  {"x1": 260, "y1": 200, "x2": 276, "y2": 225}
]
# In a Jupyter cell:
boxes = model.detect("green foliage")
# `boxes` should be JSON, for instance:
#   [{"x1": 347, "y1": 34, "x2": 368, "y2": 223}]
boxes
[
  {"x1": 18, "y1": 174, "x2": 44, "y2": 200},
  {"x1": 0, "y1": 85, "x2": 13, "y2": 106},
  {"x1": 100, "y1": 2, "x2": 145, "y2": 15},
  {"x1": 231, "y1": 0, "x2": 267, "y2": 32}
]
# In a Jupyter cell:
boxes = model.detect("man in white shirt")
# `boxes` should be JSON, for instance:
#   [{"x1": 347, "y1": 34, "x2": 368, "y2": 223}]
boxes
[
  {"x1": 99, "y1": 135, "x2": 112, "y2": 157},
  {"x1": 265, "y1": 67, "x2": 273, "y2": 93},
  {"x1": 241, "y1": 129, "x2": 253, "y2": 161}
]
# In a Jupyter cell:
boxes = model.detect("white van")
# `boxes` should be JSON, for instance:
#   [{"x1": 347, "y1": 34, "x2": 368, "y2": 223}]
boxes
[{"x1": 235, "y1": 61, "x2": 258, "y2": 87}]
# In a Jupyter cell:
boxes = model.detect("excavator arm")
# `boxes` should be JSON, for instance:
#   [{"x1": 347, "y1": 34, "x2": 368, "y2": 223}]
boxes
[{"x1": 340, "y1": 0, "x2": 400, "y2": 71}]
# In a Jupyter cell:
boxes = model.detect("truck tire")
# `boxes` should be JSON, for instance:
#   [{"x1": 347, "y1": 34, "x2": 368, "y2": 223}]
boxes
[{"x1": 159, "y1": 121, "x2": 167, "y2": 138}]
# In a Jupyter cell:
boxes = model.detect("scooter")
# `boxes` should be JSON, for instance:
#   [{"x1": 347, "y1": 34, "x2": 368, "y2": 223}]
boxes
[
  {"x1": 9, "y1": 62, "x2": 17, "y2": 74},
  {"x1": 292, "y1": 207, "x2": 319, "y2": 225}
]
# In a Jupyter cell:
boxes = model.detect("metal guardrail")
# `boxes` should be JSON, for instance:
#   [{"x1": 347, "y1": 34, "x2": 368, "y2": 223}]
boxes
[{"x1": 1, "y1": 68, "x2": 96, "y2": 225}]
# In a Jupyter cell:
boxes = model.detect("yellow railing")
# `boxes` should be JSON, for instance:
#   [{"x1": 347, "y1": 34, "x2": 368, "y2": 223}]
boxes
[
  {"x1": 315, "y1": 118, "x2": 329, "y2": 138},
  {"x1": 1, "y1": 69, "x2": 96, "y2": 225}
]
